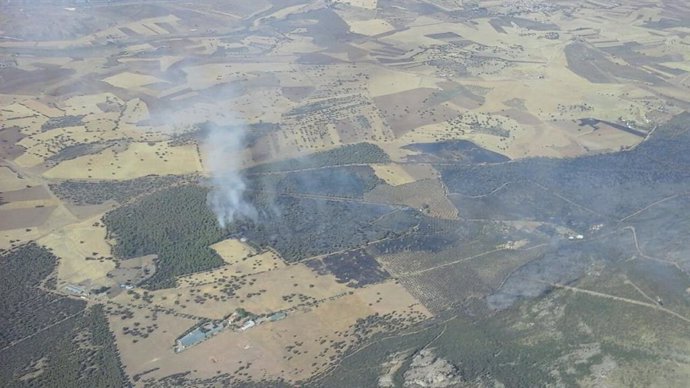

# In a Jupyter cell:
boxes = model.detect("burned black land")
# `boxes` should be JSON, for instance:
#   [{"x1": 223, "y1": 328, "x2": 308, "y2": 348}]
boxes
[
  {"x1": 311, "y1": 113, "x2": 690, "y2": 388},
  {"x1": 403, "y1": 139, "x2": 510, "y2": 164},
  {"x1": 306, "y1": 249, "x2": 390, "y2": 288},
  {"x1": 437, "y1": 112, "x2": 690, "y2": 308}
]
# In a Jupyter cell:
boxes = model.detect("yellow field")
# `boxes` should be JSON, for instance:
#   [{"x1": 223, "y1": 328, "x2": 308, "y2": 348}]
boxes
[
  {"x1": 210, "y1": 238, "x2": 257, "y2": 263},
  {"x1": 347, "y1": 19, "x2": 395, "y2": 36},
  {"x1": 146, "y1": 263, "x2": 350, "y2": 320},
  {"x1": 371, "y1": 163, "x2": 417, "y2": 186},
  {"x1": 334, "y1": 0, "x2": 378, "y2": 10},
  {"x1": 121, "y1": 98, "x2": 151, "y2": 124},
  {"x1": 0, "y1": 167, "x2": 34, "y2": 191},
  {"x1": 112, "y1": 278, "x2": 429, "y2": 383},
  {"x1": 103, "y1": 72, "x2": 169, "y2": 90},
  {"x1": 43, "y1": 142, "x2": 202, "y2": 180},
  {"x1": 108, "y1": 302, "x2": 198, "y2": 380},
  {"x1": 20, "y1": 100, "x2": 64, "y2": 117},
  {"x1": 176, "y1": 248, "x2": 286, "y2": 289},
  {"x1": 367, "y1": 68, "x2": 430, "y2": 97},
  {"x1": 39, "y1": 214, "x2": 116, "y2": 288}
]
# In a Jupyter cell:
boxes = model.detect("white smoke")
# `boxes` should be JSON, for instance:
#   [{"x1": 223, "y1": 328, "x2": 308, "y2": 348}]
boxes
[
  {"x1": 143, "y1": 98, "x2": 257, "y2": 228},
  {"x1": 203, "y1": 121, "x2": 257, "y2": 228}
]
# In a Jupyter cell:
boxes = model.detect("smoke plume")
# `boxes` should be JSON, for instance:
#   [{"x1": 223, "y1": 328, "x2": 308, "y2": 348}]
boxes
[{"x1": 203, "y1": 121, "x2": 257, "y2": 228}]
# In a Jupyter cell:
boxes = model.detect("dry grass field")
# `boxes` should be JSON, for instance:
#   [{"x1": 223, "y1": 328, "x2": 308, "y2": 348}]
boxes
[
  {"x1": 39, "y1": 215, "x2": 116, "y2": 288},
  {"x1": 110, "y1": 277, "x2": 429, "y2": 383},
  {"x1": 43, "y1": 142, "x2": 202, "y2": 180}
]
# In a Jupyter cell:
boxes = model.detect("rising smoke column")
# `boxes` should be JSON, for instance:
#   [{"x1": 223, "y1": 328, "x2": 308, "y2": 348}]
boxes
[{"x1": 204, "y1": 122, "x2": 257, "y2": 228}]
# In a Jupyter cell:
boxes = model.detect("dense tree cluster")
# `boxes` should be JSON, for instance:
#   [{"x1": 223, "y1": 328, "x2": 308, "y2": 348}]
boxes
[
  {"x1": 45, "y1": 141, "x2": 115, "y2": 165},
  {"x1": 439, "y1": 113, "x2": 690, "y2": 225},
  {"x1": 256, "y1": 165, "x2": 383, "y2": 199},
  {"x1": 245, "y1": 142, "x2": 389, "y2": 174},
  {"x1": 0, "y1": 244, "x2": 128, "y2": 387},
  {"x1": 103, "y1": 185, "x2": 225, "y2": 289},
  {"x1": 40, "y1": 115, "x2": 84, "y2": 131},
  {"x1": 0, "y1": 243, "x2": 83, "y2": 348},
  {"x1": 50, "y1": 174, "x2": 197, "y2": 205},
  {"x1": 403, "y1": 139, "x2": 510, "y2": 164},
  {"x1": 231, "y1": 195, "x2": 405, "y2": 262}
]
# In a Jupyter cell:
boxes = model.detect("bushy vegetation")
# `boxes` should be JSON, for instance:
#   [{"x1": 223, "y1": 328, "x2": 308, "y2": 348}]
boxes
[
  {"x1": 50, "y1": 174, "x2": 196, "y2": 205},
  {"x1": 103, "y1": 185, "x2": 225, "y2": 289},
  {"x1": 312, "y1": 310, "x2": 569, "y2": 387},
  {"x1": 231, "y1": 194, "x2": 400, "y2": 262},
  {"x1": 100, "y1": 179, "x2": 425, "y2": 280},
  {"x1": 403, "y1": 139, "x2": 510, "y2": 164},
  {"x1": 439, "y1": 113, "x2": 690, "y2": 225},
  {"x1": 45, "y1": 141, "x2": 114, "y2": 165},
  {"x1": 245, "y1": 142, "x2": 389, "y2": 174},
  {"x1": 1, "y1": 304, "x2": 129, "y2": 388},
  {"x1": 0, "y1": 244, "x2": 128, "y2": 387},
  {"x1": 0, "y1": 243, "x2": 84, "y2": 348},
  {"x1": 262, "y1": 165, "x2": 383, "y2": 198},
  {"x1": 98, "y1": 171, "x2": 400, "y2": 288},
  {"x1": 149, "y1": 372, "x2": 292, "y2": 388},
  {"x1": 40, "y1": 115, "x2": 84, "y2": 131},
  {"x1": 169, "y1": 121, "x2": 280, "y2": 147}
]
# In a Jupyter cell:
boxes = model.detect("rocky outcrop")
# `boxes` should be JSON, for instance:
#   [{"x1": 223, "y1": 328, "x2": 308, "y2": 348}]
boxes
[{"x1": 403, "y1": 349, "x2": 462, "y2": 387}]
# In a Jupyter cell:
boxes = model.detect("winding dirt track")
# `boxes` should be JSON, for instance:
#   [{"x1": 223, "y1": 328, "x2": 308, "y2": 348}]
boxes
[{"x1": 543, "y1": 281, "x2": 690, "y2": 325}]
